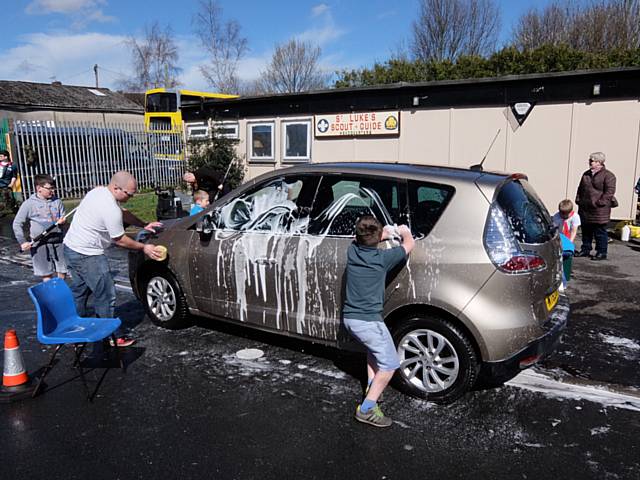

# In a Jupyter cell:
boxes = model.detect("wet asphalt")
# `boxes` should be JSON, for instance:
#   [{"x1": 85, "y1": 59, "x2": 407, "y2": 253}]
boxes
[{"x1": 0, "y1": 220, "x2": 639, "y2": 480}]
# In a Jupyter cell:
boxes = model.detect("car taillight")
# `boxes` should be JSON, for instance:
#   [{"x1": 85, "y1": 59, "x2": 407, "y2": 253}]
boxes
[{"x1": 484, "y1": 203, "x2": 546, "y2": 274}]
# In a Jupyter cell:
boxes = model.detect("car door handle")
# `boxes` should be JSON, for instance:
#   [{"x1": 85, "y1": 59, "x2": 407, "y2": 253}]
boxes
[{"x1": 256, "y1": 258, "x2": 277, "y2": 265}]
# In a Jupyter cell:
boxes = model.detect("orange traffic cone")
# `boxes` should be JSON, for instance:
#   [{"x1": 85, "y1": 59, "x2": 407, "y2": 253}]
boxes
[{"x1": 0, "y1": 329, "x2": 32, "y2": 403}]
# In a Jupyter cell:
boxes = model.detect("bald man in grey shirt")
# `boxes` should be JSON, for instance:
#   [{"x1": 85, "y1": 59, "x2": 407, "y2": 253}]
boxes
[{"x1": 64, "y1": 171, "x2": 163, "y2": 347}]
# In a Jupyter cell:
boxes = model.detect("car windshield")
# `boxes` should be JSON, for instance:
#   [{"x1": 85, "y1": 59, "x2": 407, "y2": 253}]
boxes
[
  {"x1": 216, "y1": 177, "x2": 308, "y2": 233},
  {"x1": 497, "y1": 179, "x2": 553, "y2": 244}
]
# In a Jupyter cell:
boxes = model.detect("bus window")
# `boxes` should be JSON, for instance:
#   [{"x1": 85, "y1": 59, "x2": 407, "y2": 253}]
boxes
[
  {"x1": 146, "y1": 93, "x2": 178, "y2": 113},
  {"x1": 150, "y1": 117, "x2": 173, "y2": 131}
]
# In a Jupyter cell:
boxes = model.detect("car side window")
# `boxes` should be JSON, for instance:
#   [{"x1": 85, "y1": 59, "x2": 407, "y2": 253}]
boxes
[
  {"x1": 308, "y1": 175, "x2": 406, "y2": 236},
  {"x1": 408, "y1": 180, "x2": 454, "y2": 236},
  {"x1": 216, "y1": 175, "x2": 317, "y2": 234}
]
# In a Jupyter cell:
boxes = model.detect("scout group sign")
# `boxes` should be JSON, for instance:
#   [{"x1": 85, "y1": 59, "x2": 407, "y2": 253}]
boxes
[{"x1": 315, "y1": 111, "x2": 400, "y2": 137}]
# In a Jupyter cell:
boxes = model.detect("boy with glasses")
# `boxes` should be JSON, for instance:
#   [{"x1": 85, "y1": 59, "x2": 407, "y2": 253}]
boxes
[{"x1": 12, "y1": 174, "x2": 67, "y2": 281}]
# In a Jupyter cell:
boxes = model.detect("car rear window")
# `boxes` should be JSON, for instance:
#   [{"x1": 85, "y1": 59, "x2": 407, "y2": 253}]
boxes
[
  {"x1": 408, "y1": 181, "x2": 454, "y2": 236},
  {"x1": 497, "y1": 179, "x2": 553, "y2": 244}
]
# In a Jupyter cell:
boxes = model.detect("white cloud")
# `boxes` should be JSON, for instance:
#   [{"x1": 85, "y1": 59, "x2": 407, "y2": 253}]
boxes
[
  {"x1": 311, "y1": 3, "x2": 329, "y2": 17},
  {"x1": 26, "y1": 0, "x2": 104, "y2": 14},
  {"x1": 0, "y1": 32, "x2": 129, "y2": 87},
  {"x1": 25, "y1": 0, "x2": 115, "y2": 26},
  {"x1": 296, "y1": 4, "x2": 346, "y2": 47},
  {"x1": 1, "y1": 30, "x2": 269, "y2": 93}
]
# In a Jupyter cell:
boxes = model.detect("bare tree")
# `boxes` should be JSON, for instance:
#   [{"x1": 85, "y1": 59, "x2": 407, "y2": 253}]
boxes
[
  {"x1": 118, "y1": 22, "x2": 181, "y2": 92},
  {"x1": 411, "y1": 0, "x2": 501, "y2": 62},
  {"x1": 512, "y1": 0, "x2": 640, "y2": 52},
  {"x1": 193, "y1": 0, "x2": 248, "y2": 94},
  {"x1": 256, "y1": 39, "x2": 328, "y2": 94}
]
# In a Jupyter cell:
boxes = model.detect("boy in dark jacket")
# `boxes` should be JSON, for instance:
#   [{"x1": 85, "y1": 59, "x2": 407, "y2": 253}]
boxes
[
  {"x1": 12, "y1": 174, "x2": 67, "y2": 281},
  {"x1": 343, "y1": 215, "x2": 415, "y2": 428},
  {"x1": 0, "y1": 149, "x2": 18, "y2": 215},
  {"x1": 575, "y1": 151, "x2": 616, "y2": 260}
]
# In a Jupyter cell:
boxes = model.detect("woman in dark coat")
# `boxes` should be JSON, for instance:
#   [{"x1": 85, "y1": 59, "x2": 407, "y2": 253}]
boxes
[{"x1": 575, "y1": 151, "x2": 616, "y2": 260}]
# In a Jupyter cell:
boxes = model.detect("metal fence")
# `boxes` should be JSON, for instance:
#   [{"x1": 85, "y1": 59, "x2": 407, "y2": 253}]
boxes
[{"x1": 9, "y1": 120, "x2": 186, "y2": 199}]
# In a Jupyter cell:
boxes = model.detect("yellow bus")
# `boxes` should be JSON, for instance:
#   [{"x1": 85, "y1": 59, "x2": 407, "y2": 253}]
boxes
[{"x1": 144, "y1": 88, "x2": 238, "y2": 131}]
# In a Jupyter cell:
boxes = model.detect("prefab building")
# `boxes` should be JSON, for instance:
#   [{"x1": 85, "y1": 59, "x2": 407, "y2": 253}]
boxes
[{"x1": 185, "y1": 67, "x2": 640, "y2": 220}]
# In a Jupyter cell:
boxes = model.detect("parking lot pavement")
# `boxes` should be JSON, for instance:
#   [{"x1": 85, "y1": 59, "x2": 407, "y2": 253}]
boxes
[
  {"x1": 0, "y1": 219, "x2": 639, "y2": 479},
  {"x1": 540, "y1": 236, "x2": 640, "y2": 388}
]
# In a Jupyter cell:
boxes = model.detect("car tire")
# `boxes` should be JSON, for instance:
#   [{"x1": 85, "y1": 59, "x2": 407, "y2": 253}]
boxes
[
  {"x1": 142, "y1": 269, "x2": 191, "y2": 329},
  {"x1": 391, "y1": 314, "x2": 479, "y2": 404}
]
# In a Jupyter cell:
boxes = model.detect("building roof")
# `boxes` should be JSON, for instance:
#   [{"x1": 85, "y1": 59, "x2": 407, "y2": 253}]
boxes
[
  {"x1": 192, "y1": 66, "x2": 640, "y2": 120},
  {"x1": 0, "y1": 80, "x2": 144, "y2": 114}
]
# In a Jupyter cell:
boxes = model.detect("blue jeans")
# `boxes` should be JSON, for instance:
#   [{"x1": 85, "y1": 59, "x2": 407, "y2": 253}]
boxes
[
  {"x1": 63, "y1": 245, "x2": 116, "y2": 319},
  {"x1": 580, "y1": 223, "x2": 608, "y2": 256}
]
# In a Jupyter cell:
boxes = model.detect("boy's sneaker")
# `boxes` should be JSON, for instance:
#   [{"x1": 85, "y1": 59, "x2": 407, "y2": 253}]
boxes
[
  {"x1": 355, "y1": 405, "x2": 393, "y2": 428},
  {"x1": 109, "y1": 337, "x2": 135, "y2": 348}
]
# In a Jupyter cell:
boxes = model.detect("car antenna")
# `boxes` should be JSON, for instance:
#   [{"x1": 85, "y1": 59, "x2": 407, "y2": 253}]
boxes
[{"x1": 470, "y1": 129, "x2": 501, "y2": 172}]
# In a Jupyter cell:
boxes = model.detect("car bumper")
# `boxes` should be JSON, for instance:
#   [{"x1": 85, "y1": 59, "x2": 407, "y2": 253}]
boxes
[{"x1": 478, "y1": 293, "x2": 570, "y2": 384}]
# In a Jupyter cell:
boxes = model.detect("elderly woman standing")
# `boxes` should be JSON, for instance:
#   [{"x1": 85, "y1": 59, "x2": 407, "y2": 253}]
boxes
[{"x1": 575, "y1": 152, "x2": 617, "y2": 260}]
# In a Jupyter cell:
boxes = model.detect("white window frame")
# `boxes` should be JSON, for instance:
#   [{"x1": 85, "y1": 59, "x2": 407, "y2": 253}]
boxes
[
  {"x1": 281, "y1": 119, "x2": 312, "y2": 163},
  {"x1": 186, "y1": 123, "x2": 209, "y2": 139},
  {"x1": 248, "y1": 121, "x2": 275, "y2": 163},
  {"x1": 213, "y1": 121, "x2": 239, "y2": 139}
]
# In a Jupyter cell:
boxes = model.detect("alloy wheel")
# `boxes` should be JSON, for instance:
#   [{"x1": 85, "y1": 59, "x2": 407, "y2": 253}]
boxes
[
  {"x1": 397, "y1": 328, "x2": 460, "y2": 393},
  {"x1": 146, "y1": 276, "x2": 177, "y2": 322}
]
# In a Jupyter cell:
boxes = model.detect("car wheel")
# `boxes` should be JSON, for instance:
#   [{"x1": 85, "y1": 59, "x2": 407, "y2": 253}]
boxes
[
  {"x1": 143, "y1": 269, "x2": 190, "y2": 329},
  {"x1": 392, "y1": 315, "x2": 479, "y2": 404}
]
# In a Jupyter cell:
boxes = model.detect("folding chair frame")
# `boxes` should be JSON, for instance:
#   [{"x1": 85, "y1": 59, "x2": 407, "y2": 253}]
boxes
[{"x1": 32, "y1": 333, "x2": 124, "y2": 402}]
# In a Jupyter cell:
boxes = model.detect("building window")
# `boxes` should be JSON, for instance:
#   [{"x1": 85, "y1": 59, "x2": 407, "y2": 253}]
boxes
[
  {"x1": 186, "y1": 123, "x2": 209, "y2": 139},
  {"x1": 282, "y1": 120, "x2": 311, "y2": 163},
  {"x1": 214, "y1": 121, "x2": 239, "y2": 139},
  {"x1": 248, "y1": 122, "x2": 274, "y2": 162}
]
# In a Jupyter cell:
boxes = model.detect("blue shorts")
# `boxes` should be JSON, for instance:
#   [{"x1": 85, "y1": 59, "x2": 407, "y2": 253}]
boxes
[{"x1": 343, "y1": 318, "x2": 400, "y2": 371}]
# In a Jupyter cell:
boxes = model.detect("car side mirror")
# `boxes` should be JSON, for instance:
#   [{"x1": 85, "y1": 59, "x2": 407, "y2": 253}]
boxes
[{"x1": 196, "y1": 212, "x2": 216, "y2": 235}]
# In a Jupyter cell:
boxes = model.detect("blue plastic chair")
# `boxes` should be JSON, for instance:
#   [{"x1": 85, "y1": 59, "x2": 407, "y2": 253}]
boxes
[{"x1": 28, "y1": 278, "x2": 123, "y2": 400}]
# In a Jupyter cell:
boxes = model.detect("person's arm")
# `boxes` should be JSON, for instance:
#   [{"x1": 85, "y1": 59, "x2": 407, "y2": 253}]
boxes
[
  {"x1": 569, "y1": 227, "x2": 578, "y2": 243},
  {"x1": 121, "y1": 208, "x2": 146, "y2": 228},
  {"x1": 597, "y1": 172, "x2": 616, "y2": 207},
  {"x1": 397, "y1": 224, "x2": 415, "y2": 255},
  {"x1": 12, "y1": 202, "x2": 30, "y2": 248},
  {"x1": 113, "y1": 234, "x2": 161, "y2": 259},
  {"x1": 8, "y1": 166, "x2": 17, "y2": 189},
  {"x1": 569, "y1": 214, "x2": 581, "y2": 243}
]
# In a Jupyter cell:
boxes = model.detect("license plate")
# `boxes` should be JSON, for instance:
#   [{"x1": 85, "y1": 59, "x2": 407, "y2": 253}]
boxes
[{"x1": 545, "y1": 289, "x2": 559, "y2": 311}]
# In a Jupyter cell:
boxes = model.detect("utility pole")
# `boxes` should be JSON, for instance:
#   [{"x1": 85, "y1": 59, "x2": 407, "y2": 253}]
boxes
[{"x1": 93, "y1": 64, "x2": 99, "y2": 88}]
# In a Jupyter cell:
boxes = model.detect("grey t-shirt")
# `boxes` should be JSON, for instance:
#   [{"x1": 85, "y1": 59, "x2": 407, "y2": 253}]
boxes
[{"x1": 343, "y1": 242, "x2": 407, "y2": 322}]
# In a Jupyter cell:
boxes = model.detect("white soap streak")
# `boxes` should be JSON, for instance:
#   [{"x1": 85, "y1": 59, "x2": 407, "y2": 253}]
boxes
[
  {"x1": 599, "y1": 334, "x2": 640, "y2": 351},
  {"x1": 507, "y1": 369, "x2": 640, "y2": 412},
  {"x1": 419, "y1": 234, "x2": 445, "y2": 303},
  {"x1": 208, "y1": 182, "x2": 403, "y2": 339}
]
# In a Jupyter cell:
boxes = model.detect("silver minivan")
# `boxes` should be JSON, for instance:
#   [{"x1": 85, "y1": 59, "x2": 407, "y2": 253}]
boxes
[{"x1": 129, "y1": 163, "x2": 569, "y2": 403}]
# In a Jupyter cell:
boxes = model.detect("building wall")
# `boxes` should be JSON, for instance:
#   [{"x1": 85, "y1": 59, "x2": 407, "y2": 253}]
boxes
[{"x1": 231, "y1": 98, "x2": 640, "y2": 219}]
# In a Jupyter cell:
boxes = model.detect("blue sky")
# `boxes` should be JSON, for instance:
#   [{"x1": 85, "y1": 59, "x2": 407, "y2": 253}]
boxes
[{"x1": 2, "y1": 0, "x2": 553, "y2": 91}]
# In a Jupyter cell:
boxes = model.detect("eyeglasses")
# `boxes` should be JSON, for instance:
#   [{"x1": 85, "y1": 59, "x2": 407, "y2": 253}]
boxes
[
  {"x1": 40, "y1": 185, "x2": 55, "y2": 191},
  {"x1": 117, "y1": 186, "x2": 135, "y2": 198}
]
